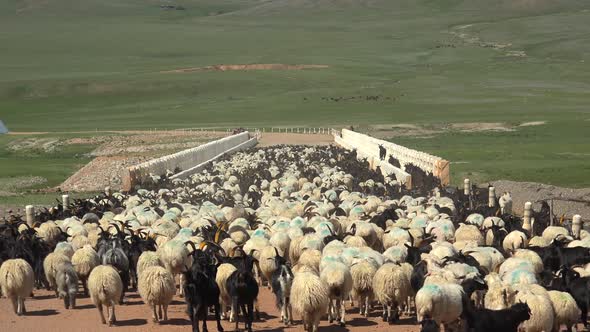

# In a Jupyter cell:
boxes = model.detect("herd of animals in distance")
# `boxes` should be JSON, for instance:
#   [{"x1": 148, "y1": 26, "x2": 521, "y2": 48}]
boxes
[{"x1": 0, "y1": 145, "x2": 587, "y2": 332}]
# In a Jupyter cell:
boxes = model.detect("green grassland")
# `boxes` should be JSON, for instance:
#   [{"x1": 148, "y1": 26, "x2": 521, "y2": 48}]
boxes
[{"x1": 0, "y1": 0, "x2": 589, "y2": 198}]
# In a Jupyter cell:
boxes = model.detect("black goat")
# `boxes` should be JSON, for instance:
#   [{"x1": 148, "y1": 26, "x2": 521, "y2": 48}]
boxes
[
  {"x1": 462, "y1": 298, "x2": 531, "y2": 332},
  {"x1": 558, "y1": 266, "x2": 590, "y2": 327},
  {"x1": 183, "y1": 247, "x2": 223, "y2": 332},
  {"x1": 226, "y1": 251, "x2": 259, "y2": 332}
]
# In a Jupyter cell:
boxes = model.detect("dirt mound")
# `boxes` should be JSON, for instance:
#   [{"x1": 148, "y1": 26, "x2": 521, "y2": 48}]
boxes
[
  {"x1": 161, "y1": 64, "x2": 329, "y2": 73},
  {"x1": 59, "y1": 156, "x2": 149, "y2": 192},
  {"x1": 485, "y1": 180, "x2": 590, "y2": 219}
]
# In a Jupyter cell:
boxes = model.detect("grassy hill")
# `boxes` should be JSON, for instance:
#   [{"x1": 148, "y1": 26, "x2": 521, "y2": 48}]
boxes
[{"x1": 1, "y1": 0, "x2": 589, "y2": 191}]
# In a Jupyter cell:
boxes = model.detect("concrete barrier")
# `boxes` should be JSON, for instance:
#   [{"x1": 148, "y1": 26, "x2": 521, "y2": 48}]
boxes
[
  {"x1": 122, "y1": 132, "x2": 256, "y2": 190},
  {"x1": 334, "y1": 129, "x2": 450, "y2": 187}
]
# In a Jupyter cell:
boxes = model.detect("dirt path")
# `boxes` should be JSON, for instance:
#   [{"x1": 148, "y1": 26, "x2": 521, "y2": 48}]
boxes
[
  {"x1": 0, "y1": 287, "x2": 419, "y2": 332},
  {"x1": 258, "y1": 133, "x2": 334, "y2": 146}
]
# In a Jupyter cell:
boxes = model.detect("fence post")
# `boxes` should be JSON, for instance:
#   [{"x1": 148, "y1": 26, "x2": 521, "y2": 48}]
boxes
[
  {"x1": 523, "y1": 201, "x2": 533, "y2": 232},
  {"x1": 62, "y1": 194, "x2": 70, "y2": 211},
  {"x1": 463, "y1": 179, "x2": 470, "y2": 195},
  {"x1": 573, "y1": 215, "x2": 582, "y2": 239},
  {"x1": 488, "y1": 186, "x2": 496, "y2": 208},
  {"x1": 25, "y1": 205, "x2": 35, "y2": 227}
]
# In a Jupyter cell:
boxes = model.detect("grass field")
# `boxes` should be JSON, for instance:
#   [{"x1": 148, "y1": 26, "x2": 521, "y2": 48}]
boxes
[{"x1": 1, "y1": 0, "x2": 589, "y2": 200}]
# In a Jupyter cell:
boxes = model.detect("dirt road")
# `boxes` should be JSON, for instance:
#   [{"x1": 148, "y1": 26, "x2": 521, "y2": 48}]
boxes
[{"x1": 0, "y1": 287, "x2": 419, "y2": 332}]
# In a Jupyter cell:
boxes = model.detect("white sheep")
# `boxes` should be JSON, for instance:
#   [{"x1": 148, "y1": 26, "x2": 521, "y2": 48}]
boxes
[
  {"x1": 542, "y1": 226, "x2": 569, "y2": 242},
  {"x1": 515, "y1": 285, "x2": 554, "y2": 332},
  {"x1": 138, "y1": 266, "x2": 176, "y2": 323},
  {"x1": 547, "y1": 290, "x2": 580, "y2": 332},
  {"x1": 157, "y1": 239, "x2": 192, "y2": 297},
  {"x1": 88, "y1": 265, "x2": 124, "y2": 326},
  {"x1": 71, "y1": 245, "x2": 100, "y2": 296},
  {"x1": 350, "y1": 259, "x2": 377, "y2": 317},
  {"x1": 372, "y1": 262, "x2": 411, "y2": 323},
  {"x1": 502, "y1": 230, "x2": 527, "y2": 253},
  {"x1": 454, "y1": 224, "x2": 484, "y2": 246},
  {"x1": 259, "y1": 246, "x2": 280, "y2": 288},
  {"x1": 54, "y1": 241, "x2": 75, "y2": 258},
  {"x1": 0, "y1": 259, "x2": 34, "y2": 316},
  {"x1": 216, "y1": 263, "x2": 238, "y2": 321},
  {"x1": 320, "y1": 261, "x2": 352, "y2": 326},
  {"x1": 416, "y1": 282, "x2": 464, "y2": 330},
  {"x1": 291, "y1": 267, "x2": 329, "y2": 332},
  {"x1": 43, "y1": 252, "x2": 71, "y2": 297},
  {"x1": 136, "y1": 251, "x2": 163, "y2": 278}
]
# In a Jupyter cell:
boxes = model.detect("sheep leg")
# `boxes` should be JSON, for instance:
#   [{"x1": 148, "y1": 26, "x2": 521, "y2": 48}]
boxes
[
  {"x1": 339, "y1": 298, "x2": 346, "y2": 327},
  {"x1": 152, "y1": 305, "x2": 159, "y2": 323},
  {"x1": 158, "y1": 305, "x2": 163, "y2": 320},
  {"x1": 179, "y1": 274, "x2": 185, "y2": 297},
  {"x1": 97, "y1": 304, "x2": 106, "y2": 325},
  {"x1": 20, "y1": 297, "x2": 27, "y2": 314},
  {"x1": 109, "y1": 304, "x2": 117, "y2": 326},
  {"x1": 364, "y1": 296, "x2": 370, "y2": 317},
  {"x1": 328, "y1": 299, "x2": 333, "y2": 323},
  {"x1": 70, "y1": 292, "x2": 76, "y2": 310},
  {"x1": 11, "y1": 296, "x2": 19, "y2": 315},
  {"x1": 382, "y1": 304, "x2": 388, "y2": 322},
  {"x1": 163, "y1": 304, "x2": 169, "y2": 322}
]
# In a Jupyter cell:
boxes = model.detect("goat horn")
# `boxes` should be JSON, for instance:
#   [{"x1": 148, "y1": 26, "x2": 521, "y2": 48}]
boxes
[{"x1": 185, "y1": 241, "x2": 198, "y2": 252}]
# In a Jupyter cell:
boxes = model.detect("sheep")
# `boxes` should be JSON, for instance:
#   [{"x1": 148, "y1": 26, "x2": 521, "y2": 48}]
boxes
[
  {"x1": 54, "y1": 241, "x2": 75, "y2": 259},
  {"x1": 0, "y1": 259, "x2": 34, "y2": 316},
  {"x1": 87, "y1": 265, "x2": 123, "y2": 326},
  {"x1": 136, "y1": 251, "x2": 163, "y2": 278},
  {"x1": 502, "y1": 230, "x2": 528, "y2": 254},
  {"x1": 56, "y1": 261, "x2": 78, "y2": 309},
  {"x1": 297, "y1": 249, "x2": 322, "y2": 274},
  {"x1": 512, "y1": 249, "x2": 544, "y2": 274},
  {"x1": 157, "y1": 239, "x2": 193, "y2": 297},
  {"x1": 350, "y1": 259, "x2": 377, "y2": 317},
  {"x1": 320, "y1": 261, "x2": 352, "y2": 326},
  {"x1": 71, "y1": 245, "x2": 100, "y2": 296},
  {"x1": 259, "y1": 245, "x2": 280, "y2": 288},
  {"x1": 138, "y1": 266, "x2": 175, "y2": 324},
  {"x1": 416, "y1": 282, "x2": 464, "y2": 331},
  {"x1": 454, "y1": 224, "x2": 484, "y2": 246},
  {"x1": 216, "y1": 263, "x2": 237, "y2": 321},
  {"x1": 43, "y1": 252, "x2": 70, "y2": 297},
  {"x1": 485, "y1": 281, "x2": 518, "y2": 310},
  {"x1": 515, "y1": 285, "x2": 555, "y2": 332},
  {"x1": 372, "y1": 262, "x2": 411, "y2": 324},
  {"x1": 542, "y1": 226, "x2": 570, "y2": 243},
  {"x1": 291, "y1": 267, "x2": 329, "y2": 332},
  {"x1": 547, "y1": 290, "x2": 580, "y2": 332}
]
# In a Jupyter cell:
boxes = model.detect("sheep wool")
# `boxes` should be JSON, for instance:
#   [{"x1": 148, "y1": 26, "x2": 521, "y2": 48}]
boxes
[
  {"x1": 372, "y1": 263, "x2": 411, "y2": 318},
  {"x1": 515, "y1": 287, "x2": 554, "y2": 332},
  {"x1": 0, "y1": 259, "x2": 34, "y2": 315},
  {"x1": 416, "y1": 282, "x2": 464, "y2": 324},
  {"x1": 136, "y1": 251, "x2": 163, "y2": 278},
  {"x1": 88, "y1": 265, "x2": 123, "y2": 325},
  {"x1": 548, "y1": 290, "x2": 580, "y2": 332},
  {"x1": 138, "y1": 266, "x2": 175, "y2": 322},
  {"x1": 291, "y1": 271, "x2": 329, "y2": 332}
]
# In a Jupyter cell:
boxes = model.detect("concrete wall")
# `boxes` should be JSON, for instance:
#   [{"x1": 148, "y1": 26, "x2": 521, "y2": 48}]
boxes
[
  {"x1": 334, "y1": 129, "x2": 450, "y2": 187},
  {"x1": 122, "y1": 132, "x2": 256, "y2": 190}
]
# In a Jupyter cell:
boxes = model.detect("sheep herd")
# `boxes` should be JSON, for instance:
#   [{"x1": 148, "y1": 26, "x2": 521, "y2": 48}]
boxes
[{"x1": 0, "y1": 144, "x2": 588, "y2": 332}]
